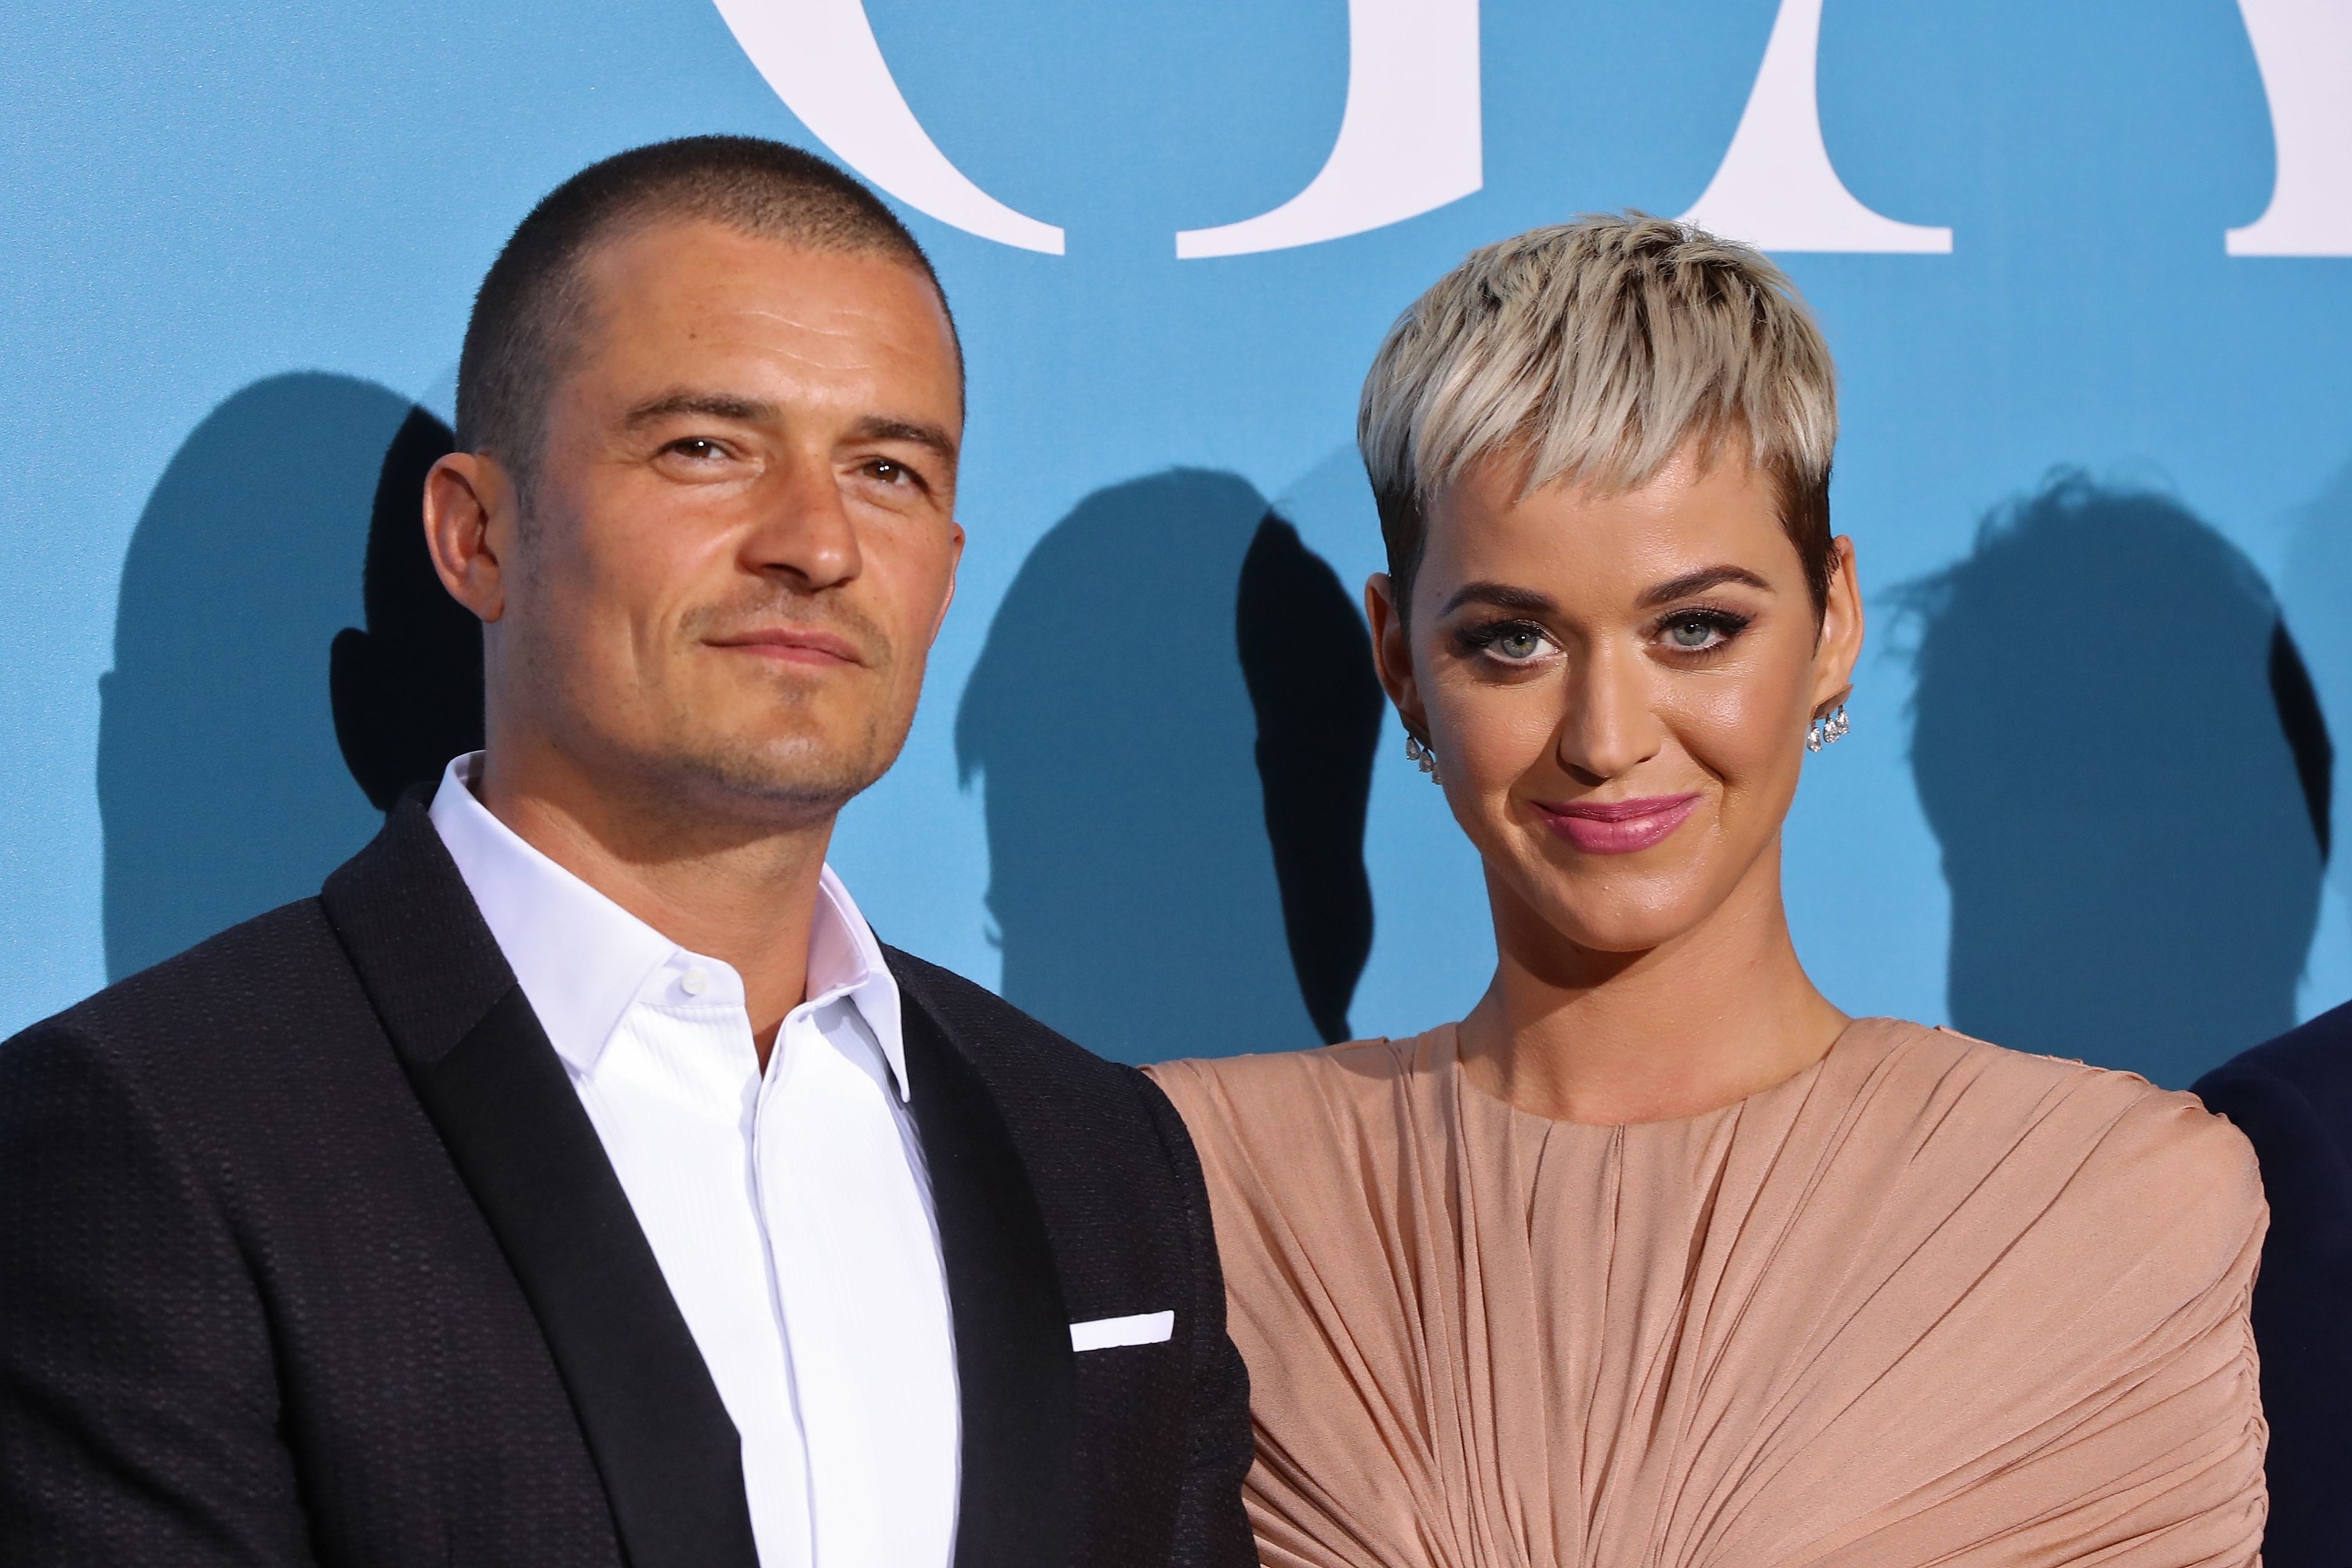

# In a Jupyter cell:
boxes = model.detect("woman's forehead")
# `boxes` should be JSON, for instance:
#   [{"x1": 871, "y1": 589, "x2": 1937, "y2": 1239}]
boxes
[{"x1": 1422, "y1": 452, "x2": 1795, "y2": 591}]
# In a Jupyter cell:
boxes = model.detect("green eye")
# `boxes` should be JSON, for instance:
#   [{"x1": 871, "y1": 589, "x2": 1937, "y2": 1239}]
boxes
[{"x1": 1497, "y1": 630, "x2": 1544, "y2": 659}]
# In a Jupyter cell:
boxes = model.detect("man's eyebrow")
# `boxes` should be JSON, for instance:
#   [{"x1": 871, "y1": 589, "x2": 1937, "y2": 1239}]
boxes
[
  {"x1": 622, "y1": 390, "x2": 778, "y2": 428},
  {"x1": 1439, "y1": 582, "x2": 1559, "y2": 616},
  {"x1": 848, "y1": 416, "x2": 959, "y2": 463},
  {"x1": 1638, "y1": 565, "x2": 1773, "y2": 607}
]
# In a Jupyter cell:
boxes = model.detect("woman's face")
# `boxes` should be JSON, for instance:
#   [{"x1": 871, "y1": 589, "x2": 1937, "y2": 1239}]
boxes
[{"x1": 1369, "y1": 443, "x2": 1862, "y2": 958}]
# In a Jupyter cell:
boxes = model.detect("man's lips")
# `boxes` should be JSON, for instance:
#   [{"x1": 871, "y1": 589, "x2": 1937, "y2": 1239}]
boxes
[
  {"x1": 705, "y1": 627, "x2": 866, "y2": 666},
  {"x1": 1531, "y1": 793, "x2": 1701, "y2": 855}
]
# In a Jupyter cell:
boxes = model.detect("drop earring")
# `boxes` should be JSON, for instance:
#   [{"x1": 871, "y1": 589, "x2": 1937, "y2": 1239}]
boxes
[
  {"x1": 1404, "y1": 733, "x2": 1440, "y2": 782},
  {"x1": 1806, "y1": 703, "x2": 1851, "y2": 753}
]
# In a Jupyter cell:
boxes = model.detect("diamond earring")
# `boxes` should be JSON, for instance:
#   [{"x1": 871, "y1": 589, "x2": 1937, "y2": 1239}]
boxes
[
  {"x1": 1403, "y1": 733, "x2": 1439, "y2": 782},
  {"x1": 1806, "y1": 703, "x2": 1851, "y2": 753}
]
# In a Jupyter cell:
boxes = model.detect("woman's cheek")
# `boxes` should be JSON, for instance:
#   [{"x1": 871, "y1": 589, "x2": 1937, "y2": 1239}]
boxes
[
  {"x1": 1674, "y1": 686, "x2": 1762, "y2": 779},
  {"x1": 1440, "y1": 681, "x2": 1563, "y2": 791}
]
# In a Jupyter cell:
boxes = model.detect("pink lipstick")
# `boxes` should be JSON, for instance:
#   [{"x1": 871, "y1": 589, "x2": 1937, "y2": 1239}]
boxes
[{"x1": 1533, "y1": 793, "x2": 1700, "y2": 855}]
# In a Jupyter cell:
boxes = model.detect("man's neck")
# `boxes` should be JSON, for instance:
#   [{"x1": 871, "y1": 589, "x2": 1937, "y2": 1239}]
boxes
[{"x1": 472, "y1": 750, "x2": 836, "y2": 1063}]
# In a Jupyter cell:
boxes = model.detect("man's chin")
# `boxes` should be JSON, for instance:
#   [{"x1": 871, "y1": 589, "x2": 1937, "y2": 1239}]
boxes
[{"x1": 662, "y1": 736, "x2": 890, "y2": 818}]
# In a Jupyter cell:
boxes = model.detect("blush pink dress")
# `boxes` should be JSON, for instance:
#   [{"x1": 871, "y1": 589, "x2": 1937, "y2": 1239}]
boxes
[{"x1": 1148, "y1": 1018, "x2": 2267, "y2": 1567}]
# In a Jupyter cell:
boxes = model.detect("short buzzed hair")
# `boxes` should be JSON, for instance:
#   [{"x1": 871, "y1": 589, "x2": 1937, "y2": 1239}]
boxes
[
  {"x1": 1359, "y1": 213, "x2": 1838, "y2": 615},
  {"x1": 456, "y1": 135, "x2": 958, "y2": 501}
]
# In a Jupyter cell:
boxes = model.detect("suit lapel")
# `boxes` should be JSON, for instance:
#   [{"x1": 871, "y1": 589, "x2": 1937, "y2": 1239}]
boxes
[
  {"x1": 891, "y1": 960, "x2": 1082, "y2": 1568},
  {"x1": 320, "y1": 800, "x2": 759, "y2": 1568}
]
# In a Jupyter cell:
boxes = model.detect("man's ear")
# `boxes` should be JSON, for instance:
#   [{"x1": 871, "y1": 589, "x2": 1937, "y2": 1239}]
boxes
[
  {"x1": 1365, "y1": 572, "x2": 1429, "y2": 740},
  {"x1": 423, "y1": 452, "x2": 517, "y2": 624},
  {"x1": 929, "y1": 519, "x2": 966, "y2": 644}
]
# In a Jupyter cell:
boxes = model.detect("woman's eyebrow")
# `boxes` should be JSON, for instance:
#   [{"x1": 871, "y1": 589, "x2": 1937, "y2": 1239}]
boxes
[
  {"x1": 1440, "y1": 582, "x2": 1559, "y2": 615},
  {"x1": 1638, "y1": 565, "x2": 1771, "y2": 606}
]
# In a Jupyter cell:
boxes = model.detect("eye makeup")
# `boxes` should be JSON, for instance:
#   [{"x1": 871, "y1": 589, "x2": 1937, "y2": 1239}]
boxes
[{"x1": 1648, "y1": 604, "x2": 1752, "y2": 657}]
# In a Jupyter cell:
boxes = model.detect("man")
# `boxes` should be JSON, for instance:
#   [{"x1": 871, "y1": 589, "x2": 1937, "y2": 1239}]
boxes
[
  {"x1": 0, "y1": 136, "x2": 1252, "y2": 1568},
  {"x1": 2194, "y1": 1006, "x2": 2352, "y2": 1568}
]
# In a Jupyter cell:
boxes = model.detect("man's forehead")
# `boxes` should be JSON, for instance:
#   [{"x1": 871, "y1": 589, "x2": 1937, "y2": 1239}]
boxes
[
  {"x1": 564, "y1": 220, "x2": 961, "y2": 408},
  {"x1": 583, "y1": 219, "x2": 948, "y2": 333}
]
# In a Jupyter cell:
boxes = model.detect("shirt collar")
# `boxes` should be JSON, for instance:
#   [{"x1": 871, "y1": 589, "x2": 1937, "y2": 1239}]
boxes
[
  {"x1": 427, "y1": 753, "x2": 909, "y2": 1100},
  {"x1": 807, "y1": 862, "x2": 907, "y2": 1101}
]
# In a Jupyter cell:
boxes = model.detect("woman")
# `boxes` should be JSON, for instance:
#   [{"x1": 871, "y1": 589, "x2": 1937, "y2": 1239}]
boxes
[{"x1": 1148, "y1": 217, "x2": 2265, "y2": 1566}]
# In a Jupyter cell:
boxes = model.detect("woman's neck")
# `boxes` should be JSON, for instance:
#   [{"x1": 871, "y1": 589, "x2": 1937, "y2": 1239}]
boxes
[{"x1": 1456, "y1": 844, "x2": 1849, "y2": 1125}]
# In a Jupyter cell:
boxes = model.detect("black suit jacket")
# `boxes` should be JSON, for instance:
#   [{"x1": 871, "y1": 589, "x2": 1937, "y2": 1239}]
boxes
[
  {"x1": 0, "y1": 800, "x2": 1254, "y2": 1568},
  {"x1": 2194, "y1": 1003, "x2": 2352, "y2": 1568}
]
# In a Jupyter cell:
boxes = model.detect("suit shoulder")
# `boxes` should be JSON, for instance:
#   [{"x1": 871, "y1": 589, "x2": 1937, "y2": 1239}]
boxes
[
  {"x1": 884, "y1": 944, "x2": 1112, "y2": 1072},
  {"x1": 2196, "y1": 1000, "x2": 2352, "y2": 1122},
  {"x1": 2, "y1": 898, "x2": 361, "y2": 1110},
  {"x1": 880, "y1": 943, "x2": 1167, "y2": 1156},
  {"x1": 15, "y1": 900, "x2": 339, "y2": 1042}
]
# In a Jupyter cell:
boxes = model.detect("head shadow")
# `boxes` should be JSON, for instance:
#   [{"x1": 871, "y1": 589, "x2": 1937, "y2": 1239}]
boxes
[
  {"x1": 956, "y1": 468, "x2": 1382, "y2": 1063},
  {"x1": 328, "y1": 405, "x2": 482, "y2": 809},
  {"x1": 100, "y1": 373, "x2": 479, "y2": 979},
  {"x1": 1902, "y1": 474, "x2": 2328, "y2": 1087}
]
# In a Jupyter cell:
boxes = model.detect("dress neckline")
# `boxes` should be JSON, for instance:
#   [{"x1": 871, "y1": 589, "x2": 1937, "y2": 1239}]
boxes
[{"x1": 1435, "y1": 1016, "x2": 1869, "y2": 1132}]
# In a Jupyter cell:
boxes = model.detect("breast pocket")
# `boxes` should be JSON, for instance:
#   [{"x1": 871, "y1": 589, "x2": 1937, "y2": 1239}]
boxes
[{"x1": 1068, "y1": 1310, "x2": 1174, "y2": 1351}]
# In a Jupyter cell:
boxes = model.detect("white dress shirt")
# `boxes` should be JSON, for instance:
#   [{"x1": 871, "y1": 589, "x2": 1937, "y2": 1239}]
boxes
[{"x1": 429, "y1": 754, "x2": 960, "y2": 1568}]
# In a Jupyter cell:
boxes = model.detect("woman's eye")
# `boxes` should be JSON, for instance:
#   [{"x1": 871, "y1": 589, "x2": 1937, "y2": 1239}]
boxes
[
  {"x1": 1667, "y1": 617, "x2": 1721, "y2": 650},
  {"x1": 1657, "y1": 610, "x2": 1748, "y2": 652},
  {"x1": 1452, "y1": 619, "x2": 1556, "y2": 665}
]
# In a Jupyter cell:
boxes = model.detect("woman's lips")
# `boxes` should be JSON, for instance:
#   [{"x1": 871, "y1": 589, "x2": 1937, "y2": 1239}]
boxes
[{"x1": 1532, "y1": 793, "x2": 1700, "y2": 855}]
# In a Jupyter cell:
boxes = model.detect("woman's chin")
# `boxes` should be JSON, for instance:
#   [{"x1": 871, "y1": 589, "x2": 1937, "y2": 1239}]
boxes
[{"x1": 1518, "y1": 882, "x2": 1720, "y2": 960}]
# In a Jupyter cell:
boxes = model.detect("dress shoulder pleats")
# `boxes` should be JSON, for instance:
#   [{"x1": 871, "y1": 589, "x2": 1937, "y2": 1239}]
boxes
[{"x1": 1147, "y1": 1019, "x2": 2267, "y2": 1568}]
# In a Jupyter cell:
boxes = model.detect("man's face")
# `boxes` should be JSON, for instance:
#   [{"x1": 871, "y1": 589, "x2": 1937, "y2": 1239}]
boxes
[{"x1": 493, "y1": 220, "x2": 965, "y2": 826}]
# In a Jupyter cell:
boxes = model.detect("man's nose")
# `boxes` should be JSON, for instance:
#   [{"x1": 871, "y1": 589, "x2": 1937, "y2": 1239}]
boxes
[
  {"x1": 1556, "y1": 646, "x2": 1665, "y2": 782},
  {"x1": 746, "y1": 448, "x2": 862, "y2": 590}
]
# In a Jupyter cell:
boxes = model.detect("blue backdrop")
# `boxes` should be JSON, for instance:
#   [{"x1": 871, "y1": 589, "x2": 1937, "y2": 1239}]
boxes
[{"x1": 5, "y1": 0, "x2": 2350, "y2": 1084}]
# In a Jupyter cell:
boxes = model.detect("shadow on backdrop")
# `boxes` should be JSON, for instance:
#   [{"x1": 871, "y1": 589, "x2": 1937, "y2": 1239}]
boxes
[
  {"x1": 956, "y1": 470, "x2": 1381, "y2": 1063},
  {"x1": 329, "y1": 405, "x2": 483, "y2": 808},
  {"x1": 1237, "y1": 514, "x2": 1385, "y2": 1044},
  {"x1": 2281, "y1": 454, "x2": 2352, "y2": 914},
  {"x1": 1904, "y1": 474, "x2": 2329, "y2": 1087},
  {"x1": 100, "y1": 373, "x2": 434, "y2": 979}
]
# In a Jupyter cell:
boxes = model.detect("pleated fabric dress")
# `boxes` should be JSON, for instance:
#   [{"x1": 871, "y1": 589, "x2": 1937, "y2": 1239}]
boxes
[{"x1": 1148, "y1": 1018, "x2": 2267, "y2": 1568}]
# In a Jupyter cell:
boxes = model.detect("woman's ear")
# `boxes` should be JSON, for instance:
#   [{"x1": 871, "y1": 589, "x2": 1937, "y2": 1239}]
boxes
[
  {"x1": 1811, "y1": 535, "x2": 1865, "y2": 714},
  {"x1": 1366, "y1": 572, "x2": 1430, "y2": 739}
]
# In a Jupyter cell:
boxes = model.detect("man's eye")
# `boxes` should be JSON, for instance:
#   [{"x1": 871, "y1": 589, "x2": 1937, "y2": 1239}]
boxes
[
  {"x1": 868, "y1": 459, "x2": 910, "y2": 485},
  {"x1": 666, "y1": 438, "x2": 725, "y2": 461}
]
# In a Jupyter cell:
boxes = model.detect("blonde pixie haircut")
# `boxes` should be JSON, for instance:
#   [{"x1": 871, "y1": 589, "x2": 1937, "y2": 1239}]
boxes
[{"x1": 1359, "y1": 213, "x2": 1840, "y2": 615}]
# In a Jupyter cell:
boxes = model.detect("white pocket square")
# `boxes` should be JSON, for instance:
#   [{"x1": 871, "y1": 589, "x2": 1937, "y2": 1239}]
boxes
[{"x1": 1069, "y1": 1310, "x2": 1174, "y2": 1351}]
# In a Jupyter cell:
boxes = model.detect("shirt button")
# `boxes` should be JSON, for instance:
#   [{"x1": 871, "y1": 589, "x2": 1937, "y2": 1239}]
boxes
[{"x1": 680, "y1": 967, "x2": 710, "y2": 997}]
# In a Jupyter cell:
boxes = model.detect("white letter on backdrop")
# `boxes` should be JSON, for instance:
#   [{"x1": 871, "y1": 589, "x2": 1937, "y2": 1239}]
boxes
[
  {"x1": 1678, "y1": 0, "x2": 1951, "y2": 252},
  {"x1": 2228, "y1": 0, "x2": 2352, "y2": 256},
  {"x1": 711, "y1": 0, "x2": 1065, "y2": 253},
  {"x1": 1175, "y1": 0, "x2": 1482, "y2": 260}
]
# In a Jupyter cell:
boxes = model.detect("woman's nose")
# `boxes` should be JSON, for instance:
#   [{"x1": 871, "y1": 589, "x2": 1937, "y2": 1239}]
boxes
[{"x1": 1555, "y1": 648, "x2": 1665, "y2": 782}]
